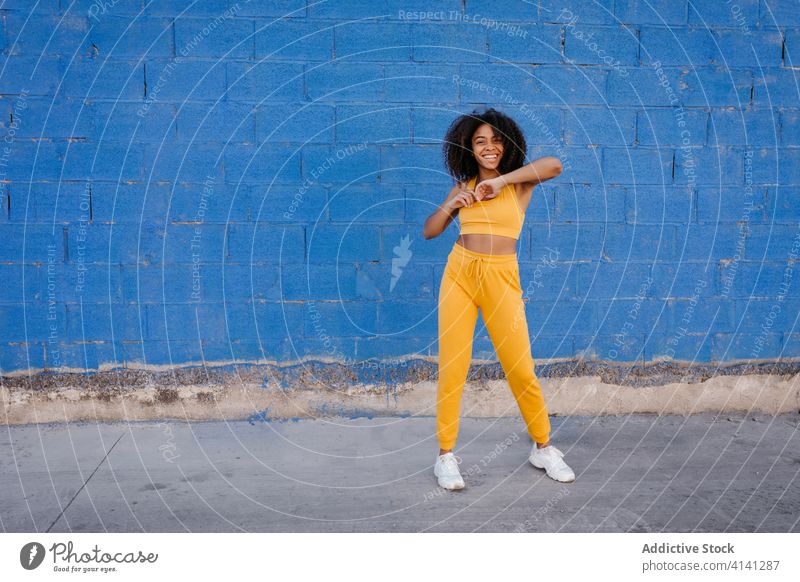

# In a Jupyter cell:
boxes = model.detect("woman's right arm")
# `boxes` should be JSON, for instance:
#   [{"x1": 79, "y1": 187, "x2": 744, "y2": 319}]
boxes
[{"x1": 423, "y1": 182, "x2": 475, "y2": 240}]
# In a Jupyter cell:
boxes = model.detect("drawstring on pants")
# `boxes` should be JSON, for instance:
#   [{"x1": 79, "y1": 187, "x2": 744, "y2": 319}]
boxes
[{"x1": 465, "y1": 256, "x2": 486, "y2": 291}]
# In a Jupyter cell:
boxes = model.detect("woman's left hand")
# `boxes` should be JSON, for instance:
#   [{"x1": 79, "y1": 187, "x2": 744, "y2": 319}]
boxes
[{"x1": 474, "y1": 177, "x2": 507, "y2": 201}]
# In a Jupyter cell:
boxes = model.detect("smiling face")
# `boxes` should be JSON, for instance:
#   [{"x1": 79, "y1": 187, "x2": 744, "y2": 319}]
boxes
[{"x1": 471, "y1": 123, "x2": 504, "y2": 170}]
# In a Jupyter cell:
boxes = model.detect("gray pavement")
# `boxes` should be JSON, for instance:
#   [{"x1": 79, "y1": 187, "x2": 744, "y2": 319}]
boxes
[{"x1": 1, "y1": 412, "x2": 799, "y2": 532}]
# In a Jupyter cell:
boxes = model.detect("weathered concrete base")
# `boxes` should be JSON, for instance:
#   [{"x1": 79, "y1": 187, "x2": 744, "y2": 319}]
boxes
[{"x1": 2, "y1": 360, "x2": 798, "y2": 425}]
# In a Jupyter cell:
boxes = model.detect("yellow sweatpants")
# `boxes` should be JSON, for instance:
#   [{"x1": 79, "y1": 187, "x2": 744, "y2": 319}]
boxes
[{"x1": 437, "y1": 242, "x2": 551, "y2": 450}]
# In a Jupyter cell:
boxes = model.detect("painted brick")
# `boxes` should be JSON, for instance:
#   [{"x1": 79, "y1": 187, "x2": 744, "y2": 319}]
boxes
[
  {"x1": 356, "y1": 335, "x2": 433, "y2": 360},
  {"x1": 551, "y1": 146, "x2": 604, "y2": 183},
  {"x1": 0, "y1": 56, "x2": 57, "y2": 95},
  {"x1": 578, "y1": 261, "x2": 653, "y2": 299},
  {"x1": 753, "y1": 69, "x2": 798, "y2": 107},
  {"x1": 5, "y1": 13, "x2": 88, "y2": 55},
  {"x1": 1, "y1": 3, "x2": 797, "y2": 372},
  {"x1": 533, "y1": 67, "x2": 609, "y2": 105},
  {"x1": 651, "y1": 262, "x2": 716, "y2": 298},
  {"x1": 66, "y1": 303, "x2": 143, "y2": 341},
  {"x1": 745, "y1": 224, "x2": 800, "y2": 260},
  {"x1": 455, "y1": 63, "x2": 541, "y2": 103},
  {"x1": 759, "y1": 0, "x2": 800, "y2": 26},
  {"x1": 87, "y1": 16, "x2": 174, "y2": 58},
  {"x1": 675, "y1": 222, "x2": 740, "y2": 260},
  {"x1": 709, "y1": 108, "x2": 777, "y2": 146},
  {"x1": 503, "y1": 105, "x2": 562, "y2": 147},
  {"x1": 674, "y1": 146, "x2": 744, "y2": 185},
  {"x1": 146, "y1": 142, "x2": 224, "y2": 184},
  {"x1": 178, "y1": 102, "x2": 254, "y2": 143},
  {"x1": 0, "y1": 264, "x2": 44, "y2": 303},
  {"x1": 687, "y1": 0, "x2": 758, "y2": 26},
  {"x1": 61, "y1": 58, "x2": 145, "y2": 100},
  {"x1": 377, "y1": 299, "x2": 437, "y2": 336},
  {"x1": 335, "y1": 22, "x2": 413, "y2": 62},
  {"x1": 786, "y1": 28, "x2": 800, "y2": 67},
  {"x1": 461, "y1": 0, "x2": 536, "y2": 20},
  {"x1": 765, "y1": 187, "x2": 800, "y2": 222},
  {"x1": 531, "y1": 223, "x2": 605, "y2": 261},
  {"x1": 384, "y1": 64, "x2": 459, "y2": 103},
  {"x1": 304, "y1": 300, "x2": 378, "y2": 337},
  {"x1": 174, "y1": 17, "x2": 254, "y2": 58},
  {"x1": 563, "y1": 107, "x2": 636, "y2": 146},
  {"x1": 257, "y1": 103, "x2": 333, "y2": 144},
  {"x1": 637, "y1": 109, "x2": 707, "y2": 146},
  {"x1": 302, "y1": 144, "x2": 381, "y2": 183},
  {"x1": 255, "y1": 19, "x2": 331, "y2": 60},
  {"x1": 10, "y1": 97, "x2": 94, "y2": 139},
  {"x1": 410, "y1": 108, "x2": 462, "y2": 145},
  {"x1": 603, "y1": 147, "x2": 674, "y2": 184},
  {"x1": 411, "y1": 23, "x2": 489, "y2": 63},
  {"x1": 335, "y1": 105, "x2": 411, "y2": 144},
  {"x1": 0, "y1": 302, "x2": 66, "y2": 343},
  {"x1": 607, "y1": 66, "x2": 681, "y2": 106},
  {"x1": 142, "y1": 0, "x2": 244, "y2": 17},
  {"x1": 615, "y1": 0, "x2": 688, "y2": 25},
  {"x1": 328, "y1": 183, "x2": 405, "y2": 223},
  {"x1": 638, "y1": 27, "x2": 716, "y2": 65},
  {"x1": 540, "y1": 0, "x2": 616, "y2": 25},
  {"x1": 528, "y1": 299, "x2": 595, "y2": 336},
  {"x1": 306, "y1": 62, "x2": 384, "y2": 101},
  {"x1": 379, "y1": 145, "x2": 440, "y2": 183},
  {"x1": 61, "y1": 142, "x2": 146, "y2": 182},
  {"x1": 646, "y1": 332, "x2": 713, "y2": 362},
  {"x1": 604, "y1": 224, "x2": 674, "y2": 261},
  {"x1": 779, "y1": 109, "x2": 800, "y2": 147},
  {"x1": 750, "y1": 148, "x2": 800, "y2": 185},
  {"x1": 519, "y1": 261, "x2": 579, "y2": 299},
  {"x1": 1, "y1": 344, "x2": 45, "y2": 373},
  {"x1": 738, "y1": 261, "x2": 800, "y2": 298},
  {"x1": 96, "y1": 102, "x2": 177, "y2": 142},
  {"x1": 307, "y1": 225, "x2": 380, "y2": 262},
  {"x1": 554, "y1": 183, "x2": 626, "y2": 223},
  {"x1": 564, "y1": 25, "x2": 639, "y2": 67},
  {"x1": 625, "y1": 185, "x2": 694, "y2": 223},
  {"x1": 225, "y1": 61, "x2": 305, "y2": 102},
  {"x1": 697, "y1": 186, "x2": 768, "y2": 223},
  {"x1": 713, "y1": 29, "x2": 783, "y2": 66},
  {"x1": 487, "y1": 24, "x2": 562, "y2": 64},
  {"x1": 224, "y1": 144, "x2": 303, "y2": 183},
  {"x1": 227, "y1": 223, "x2": 305, "y2": 263},
  {"x1": 594, "y1": 298, "x2": 670, "y2": 342},
  {"x1": 676, "y1": 68, "x2": 752, "y2": 107},
  {"x1": 357, "y1": 260, "x2": 434, "y2": 300}
]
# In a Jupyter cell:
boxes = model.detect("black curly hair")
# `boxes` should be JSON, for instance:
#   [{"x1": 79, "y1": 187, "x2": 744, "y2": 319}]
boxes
[{"x1": 442, "y1": 106, "x2": 527, "y2": 183}]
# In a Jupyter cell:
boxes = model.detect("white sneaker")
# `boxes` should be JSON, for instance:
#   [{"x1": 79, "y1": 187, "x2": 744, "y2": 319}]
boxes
[
  {"x1": 434, "y1": 452, "x2": 465, "y2": 490},
  {"x1": 529, "y1": 444, "x2": 575, "y2": 482}
]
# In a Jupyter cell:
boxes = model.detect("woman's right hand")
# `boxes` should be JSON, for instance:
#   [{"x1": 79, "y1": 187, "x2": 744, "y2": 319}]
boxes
[{"x1": 445, "y1": 187, "x2": 478, "y2": 211}]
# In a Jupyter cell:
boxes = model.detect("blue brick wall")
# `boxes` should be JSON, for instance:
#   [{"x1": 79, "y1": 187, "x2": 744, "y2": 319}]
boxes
[{"x1": 1, "y1": 0, "x2": 799, "y2": 373}]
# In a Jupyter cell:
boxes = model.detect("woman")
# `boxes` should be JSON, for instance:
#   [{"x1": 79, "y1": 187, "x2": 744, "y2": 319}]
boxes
[{"x1": 423, "y1": 107, "x2": 575, "y2": 490}]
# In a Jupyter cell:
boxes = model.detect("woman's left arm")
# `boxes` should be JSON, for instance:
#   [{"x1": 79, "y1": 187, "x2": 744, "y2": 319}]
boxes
[
  {"x1": 475, "y1": 157, "x2": 563, "y2": 200},
  {"x1": 500, "y1": 156, "x2": 563, "y2": 189}
]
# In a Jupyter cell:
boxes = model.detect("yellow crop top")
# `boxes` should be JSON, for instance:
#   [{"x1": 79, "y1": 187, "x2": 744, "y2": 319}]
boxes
[{"x1": 456, "y1": 176, "x2": 525, "y2": 239}]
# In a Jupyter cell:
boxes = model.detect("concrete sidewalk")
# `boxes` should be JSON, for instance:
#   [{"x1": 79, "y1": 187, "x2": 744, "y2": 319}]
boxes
[{"x1": 1, "y1": 413, "x2": 799, "y2": 533}]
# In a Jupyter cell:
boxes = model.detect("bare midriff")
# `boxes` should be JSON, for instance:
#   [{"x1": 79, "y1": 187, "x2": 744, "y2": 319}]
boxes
[{"x1": 455, "y1": 233, "x2": 518, "y2": 255}]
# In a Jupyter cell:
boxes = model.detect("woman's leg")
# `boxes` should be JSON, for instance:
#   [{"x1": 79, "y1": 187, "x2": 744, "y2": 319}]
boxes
[
  {"x1": 437, "y1": 264, "x2": 479, "y2": 452},
  {"x1": 478, "y1": 264, "x2": 551, "y2": 445}
]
